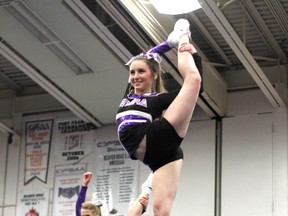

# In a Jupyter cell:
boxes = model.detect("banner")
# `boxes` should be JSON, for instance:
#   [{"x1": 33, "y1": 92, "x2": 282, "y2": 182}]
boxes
[
  {"x1": 17, "y1": 188, "x2": 49, "y2": 216},
  {"x1": 92, "y1": 139, "x2": 138, "y2": 216},
  {"x1": 54, "y1": 119, "x2": 96, "y2": 162},
  {"x1": 25, "y1": 119, "x2": 53, "y2": 184},
  {"x1": 52, "y1": 163, "x2": 87, "y2": 216}
]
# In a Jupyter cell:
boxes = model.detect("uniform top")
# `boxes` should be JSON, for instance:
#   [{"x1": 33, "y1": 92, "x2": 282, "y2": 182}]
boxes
[{"x1": 116, "y1": 90, "x2": 179, "y2": 132}]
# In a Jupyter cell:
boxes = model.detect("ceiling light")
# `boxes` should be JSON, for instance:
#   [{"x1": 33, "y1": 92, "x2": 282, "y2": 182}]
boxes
[
  {"x1": 4, "y1": 1, "x2": 93, "y2": 74},
  {"x1": 150, "y1": 0, "x2": 202, "y2": 15}
]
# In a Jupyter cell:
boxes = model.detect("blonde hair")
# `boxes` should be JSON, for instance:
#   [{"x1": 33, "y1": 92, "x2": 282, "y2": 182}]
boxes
[
  {"x1": 128, "y1": 54, "x2": 166, "y2": 93},
  {"x1": 81, "y1": 202, "x2": 102, "y2": 216}
]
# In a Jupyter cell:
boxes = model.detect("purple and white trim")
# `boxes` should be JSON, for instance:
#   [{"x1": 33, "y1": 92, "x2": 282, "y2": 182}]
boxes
[{"x1": 116, "y1": 110, "x2": 152, "y2": 132}]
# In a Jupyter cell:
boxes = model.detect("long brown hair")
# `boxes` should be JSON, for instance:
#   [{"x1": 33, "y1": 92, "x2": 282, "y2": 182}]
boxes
[{"x1": 127, "y1": 54, "x2": 165, "y2": 93}]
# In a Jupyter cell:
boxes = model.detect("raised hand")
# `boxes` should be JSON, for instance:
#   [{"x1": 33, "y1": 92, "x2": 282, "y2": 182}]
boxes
[{"x1": 82, "y1": 172, "x2": 93, "y2": 187}]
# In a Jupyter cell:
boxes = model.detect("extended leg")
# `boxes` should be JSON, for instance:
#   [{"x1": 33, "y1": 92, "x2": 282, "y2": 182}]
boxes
[{"x1": 163, "y1": 19, "x2": 201, "y2": 137}]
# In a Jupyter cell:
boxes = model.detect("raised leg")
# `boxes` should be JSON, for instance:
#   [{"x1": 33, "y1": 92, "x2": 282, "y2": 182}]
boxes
[{"x1": 163, "y1": 19, "x2": 201, "y2": 138}]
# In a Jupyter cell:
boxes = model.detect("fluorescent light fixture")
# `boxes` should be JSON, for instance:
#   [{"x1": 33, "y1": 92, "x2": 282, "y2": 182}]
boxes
[
  {"x1": 62, "y1": 0, "x2": 132, "y2": 63},
  {"x1": 0, "y1": 41, "x2": 103, "y2": 128},
  {"x1": 4, "y1": 1, "x2": 93, "y2": 74},
  {"x1": 150, "y1": 0, "x2": 202, "y2": 15},
  {"x1": 0, "y1": 121, "x2": 18, "y2": 136}
]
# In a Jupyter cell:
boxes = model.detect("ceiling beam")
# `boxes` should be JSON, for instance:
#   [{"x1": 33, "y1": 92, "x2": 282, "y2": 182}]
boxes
[
  {"x1": 95, "y1": 0, "x2": 150, "y2": 51},
  {"x1": 264, "y1": 0, "x2": 288, "y2": 39},
  {"x1": 0, "y1": 120, "x2": 18, "y2": 136},
  {"x1": 200, "y1": 0, "x2": 286, "y2": 108},
  {"x1": 243, "y1": 0, "x2": 286, "y2": 61},
  {"x1": 0, "y1": 69, "x2": 20, "y2": 91},
  {"x1": 189, "y1": 13, "x2": 232, "y2": 67},
  {"x1": 0, "y1": 41, "x2": 103, "y2": 127},
  {"x1": 62, "y1": 0, "x2": 132, "y2": 64},
  {"x1": 3, "y1": 0, "x2": 94, "y2": 75}
]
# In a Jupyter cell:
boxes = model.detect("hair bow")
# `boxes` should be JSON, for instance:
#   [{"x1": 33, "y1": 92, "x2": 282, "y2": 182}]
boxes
[{"x1": 125, "y1": 52, "x2": 162, "y2": 65}]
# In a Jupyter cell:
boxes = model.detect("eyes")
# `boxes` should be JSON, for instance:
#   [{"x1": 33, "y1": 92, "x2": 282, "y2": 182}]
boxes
[{"x1": 129, "y1": 68, "x2": 146, "y2": 76}]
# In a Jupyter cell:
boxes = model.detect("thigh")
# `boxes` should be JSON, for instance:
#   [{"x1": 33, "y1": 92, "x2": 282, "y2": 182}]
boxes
[
  {"x1": 163, "y1": 79, "x2": 200, "y2": 138},
  {"x1": 152, "y1": 160, "x2": 183, "y2": 213}
]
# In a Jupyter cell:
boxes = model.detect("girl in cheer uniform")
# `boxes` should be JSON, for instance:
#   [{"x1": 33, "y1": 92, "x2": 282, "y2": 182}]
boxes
[{"x1": 116, "y1": 19, "x2": 202, "y2": 216}]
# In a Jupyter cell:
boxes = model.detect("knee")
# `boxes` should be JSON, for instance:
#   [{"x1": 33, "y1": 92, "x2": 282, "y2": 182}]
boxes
[
  {"x1": 193, "y1": 72, "x2": 202, "y2": 86},
  {"x1": 153, "y1": 200, "x2": 170, "y2": 216},
  {"x1": 185, "y1": 72, "x2": 202, "y2": 91}
]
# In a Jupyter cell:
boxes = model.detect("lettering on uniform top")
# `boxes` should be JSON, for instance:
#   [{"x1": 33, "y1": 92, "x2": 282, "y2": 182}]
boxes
[{"x1": 119, "y1": 98, "x2": 147, "y2": 108}]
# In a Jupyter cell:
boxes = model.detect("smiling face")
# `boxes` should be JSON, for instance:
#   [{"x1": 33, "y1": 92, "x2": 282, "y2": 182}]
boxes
[{"x1": 129, "y1": 59, "x2": 157, "y2": 95}]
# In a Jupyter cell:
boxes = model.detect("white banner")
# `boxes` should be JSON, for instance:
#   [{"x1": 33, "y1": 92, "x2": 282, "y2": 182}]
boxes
[
  {"x1": 92, "y1": 139, "x2": 138, "y2": 216},
  {"x1": 24, "y1": 119, "x2": 53, "y2": 184},
  {"x1": 53, "y1": 163, "x2": 87, "y2": 216},
  {"x1": 54, "y1": 118, "x2": 96, "y2": 162},
  {"x1": 17, "y1": 188, "x2": 49, "y2": 216}
]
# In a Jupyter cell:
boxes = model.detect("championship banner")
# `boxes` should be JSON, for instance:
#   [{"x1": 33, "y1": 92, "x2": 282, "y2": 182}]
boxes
[
  {"x1": 92, "y1": 140, "x2": 138, "y2": 216},
  {"x1": 25, "y1": 119, "x2": 53, "y2": 184},
  {"x1": 16, "y1": 188, "x2": 49, "y2": 216},
  {"x1": 54, "y1": 119, "x2": 96, "y2": 162},
  {"x1": 52, "y1": 163, "x2": 87, "y2": 216}
]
